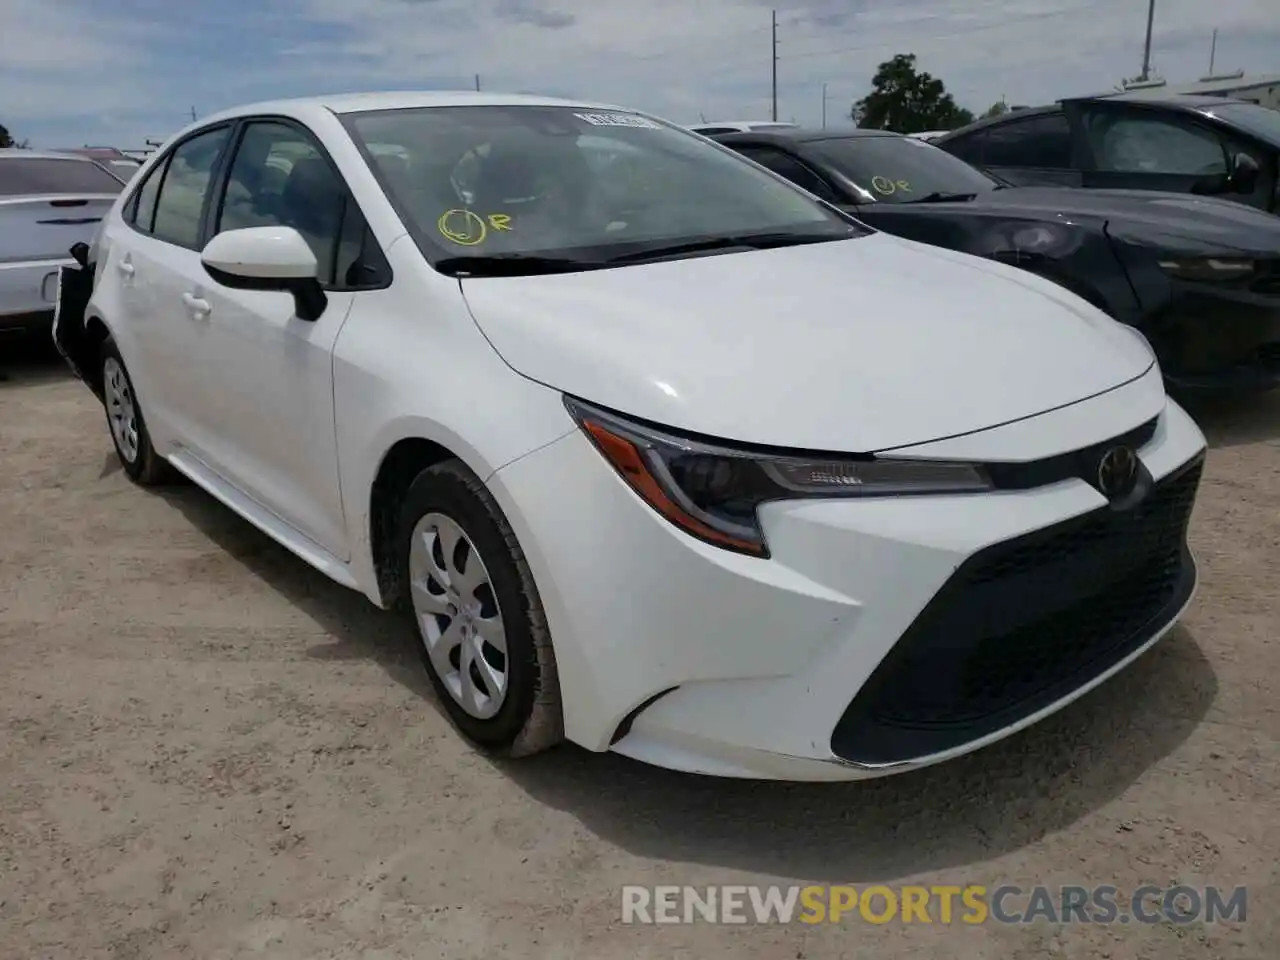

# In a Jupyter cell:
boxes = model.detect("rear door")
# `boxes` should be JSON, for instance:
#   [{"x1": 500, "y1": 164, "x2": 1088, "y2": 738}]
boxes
[
  {"x1": 124, "y1": 124, "x2": 235, "y2": 454},
  {"x1": 1069, "y1": 101, "x2": 1275, "y2": 210}
]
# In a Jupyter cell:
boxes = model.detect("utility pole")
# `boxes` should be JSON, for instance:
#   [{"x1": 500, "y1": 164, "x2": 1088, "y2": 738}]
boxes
[
  {"x1": 1139, "y1": 0, "x2": 1156, "y2": 81},
  {"x1": 190, "y1": 106, "x2": 197, "y2": 122},
  {"x1": 474, "y1": 74, "x2": 481, "y2": 91},
  {"x1": 770, "y1": 9, "x2": 778, "y2": 121},
  {"x1": 1208, "y1": 28, "x2": 1218, "y2": 75},
  {"x1": 821, "y1": 83, "x2": 828, "y2": 129}
]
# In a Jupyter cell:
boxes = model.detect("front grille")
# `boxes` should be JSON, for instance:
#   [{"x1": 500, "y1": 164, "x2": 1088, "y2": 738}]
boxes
[{"x1": 831, "y1": 454, "x2": 1203, "y2": 766}]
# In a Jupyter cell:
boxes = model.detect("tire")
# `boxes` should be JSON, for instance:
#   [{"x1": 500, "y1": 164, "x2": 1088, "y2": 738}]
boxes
[
  {"x1": 397, "y1": 460, "x2": 563, "y2": 757},
  {"x1": 100, "y1": 337, "x2": 177, "y2": 485}
]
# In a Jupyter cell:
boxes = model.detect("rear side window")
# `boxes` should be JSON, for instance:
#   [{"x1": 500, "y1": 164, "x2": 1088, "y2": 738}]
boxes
[
  {"x1": 983, "y1": 114, "x2": 1073, "y2": 168},
  {"x1": 0, "y1": 157, "x2": 124, "y2": 196},
  {"x1": 126, "y1": 158, "x2": 167, "y2": 233},
  {"x1": 941, "y1": 130, "x2": 987, "y2": 165},
  {"x1": 151, "y1": 126, "x2": 231, "y2": 249}
]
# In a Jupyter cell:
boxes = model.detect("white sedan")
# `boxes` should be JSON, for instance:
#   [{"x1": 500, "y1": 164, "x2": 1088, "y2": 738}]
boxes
[{"x1": 54, "y1": 91, "x2": 1206, "y2": 781}]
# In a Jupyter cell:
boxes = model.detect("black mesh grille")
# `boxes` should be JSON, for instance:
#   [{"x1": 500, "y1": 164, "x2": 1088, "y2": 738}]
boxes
[{"x1": 831, "y1": 453, "x2": 1203, "y2": 766}]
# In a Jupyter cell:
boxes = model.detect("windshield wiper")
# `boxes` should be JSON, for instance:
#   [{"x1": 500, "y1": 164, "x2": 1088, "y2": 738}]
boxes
[
  {"x1": 607, "y1": 230, "x2": 851, "y2": 264},
  {"x1": 904, "y1": 192, "x2": 979, "y2": 204},
  {"x1": 434, "y1": 254, "x2": 609, "y2": 277}
]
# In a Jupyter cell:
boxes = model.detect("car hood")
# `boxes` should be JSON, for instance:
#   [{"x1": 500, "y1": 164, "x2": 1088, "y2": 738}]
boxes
[
  {"x1": 971, "y1": 186, "x2": 1280, "y2": 255},
  {"x1": 459, "y1": 233, "x2": 1154, "y2": 452}
]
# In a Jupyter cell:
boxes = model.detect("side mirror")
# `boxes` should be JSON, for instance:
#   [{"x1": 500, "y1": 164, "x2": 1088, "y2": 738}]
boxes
[
  {"x1": 1228, "y1": 152, "x2": 1260, "y2": 195},
  {"x1": 200, "y1": 226, "x2": 328, "y2": 321}
]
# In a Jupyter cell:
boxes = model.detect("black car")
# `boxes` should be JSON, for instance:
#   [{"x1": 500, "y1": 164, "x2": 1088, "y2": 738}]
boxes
[
  {"x1": 710, "y1": 127, "x2": 1280, "y2": 392},
  {"x1": 931, "y1": 94, "x2": 1280, "y2": 214}
]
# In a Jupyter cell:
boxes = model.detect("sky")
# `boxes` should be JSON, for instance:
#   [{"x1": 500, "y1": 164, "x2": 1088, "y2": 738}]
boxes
[{"x1": 3, "y1": 0, "x2": 1278, "y2": 148}]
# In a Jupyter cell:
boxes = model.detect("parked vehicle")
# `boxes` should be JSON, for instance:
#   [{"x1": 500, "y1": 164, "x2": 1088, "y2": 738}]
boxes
[
  {"x1": 688, "y1": 120, "x2": 800, "y2": 135},
  {"x1": 54, "y1": 91, "x2": 1206, "y2": 781},
  {"x1": 711, "y1": 127, "x2": 1280, "y2": 393},
  {"x1": 905, "y1": 130, "x2": 948, "y2": 142},
  {"x1": 932, "y1": 95, "x2": 1280, "y2": 214},
  {"x1": 60, "y1": 147, "x2": 143, "y2": 181},
  {"x1": 1, "y1": 149, "x2": 123, "y2": 340}
]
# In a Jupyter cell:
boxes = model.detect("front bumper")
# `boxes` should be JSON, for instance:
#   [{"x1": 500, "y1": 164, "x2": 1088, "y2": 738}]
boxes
[{"x1": 487, "y1": 386, "x2": 1207, "y2": 781}]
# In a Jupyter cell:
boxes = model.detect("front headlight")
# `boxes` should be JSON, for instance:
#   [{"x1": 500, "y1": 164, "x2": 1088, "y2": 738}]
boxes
[
  {"x1": 565, "y1": 397, "x2": 992, "y2": 558},
  {"x1": 1157, "y1": 257, "x2": 1254, "y2": 282}
]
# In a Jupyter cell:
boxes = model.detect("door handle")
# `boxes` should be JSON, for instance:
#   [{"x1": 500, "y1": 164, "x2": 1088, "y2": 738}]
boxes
[
  {"x1": 116, "y1": 259, "x2": 135, "y2": 277},
  {"x1": 182, "y1": 292, "x2": 212, "y2": 317}
]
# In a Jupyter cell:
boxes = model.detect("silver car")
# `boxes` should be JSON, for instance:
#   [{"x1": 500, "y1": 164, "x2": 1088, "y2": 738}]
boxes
[{"x1": 0, "y1": 149, "x2": 123, "y2": 341}]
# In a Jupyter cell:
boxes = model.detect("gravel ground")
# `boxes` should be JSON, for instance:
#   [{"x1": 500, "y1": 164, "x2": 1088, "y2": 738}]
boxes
[{"x1": 2, "y1": 341, "x2": 1277, "y2": 959}]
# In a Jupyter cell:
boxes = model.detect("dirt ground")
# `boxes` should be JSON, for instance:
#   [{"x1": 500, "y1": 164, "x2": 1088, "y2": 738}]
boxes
[{"x1": 1, "y1": 340, "x2": 1277, "y2": 960}]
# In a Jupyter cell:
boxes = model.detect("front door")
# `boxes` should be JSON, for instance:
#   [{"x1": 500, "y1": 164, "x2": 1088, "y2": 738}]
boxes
[
  {"x1": 188, "y1": 118, "x2": 369, "y2": 559},
  {"x1": 1070, "y1": 102, "x2": 1275, "y2": 210}
]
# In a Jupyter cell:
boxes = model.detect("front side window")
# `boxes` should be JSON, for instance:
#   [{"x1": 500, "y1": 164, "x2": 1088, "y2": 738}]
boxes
[
  {"x1": 1081, "y1": 110, "x2": 1227, "y2": 175},
  {"x1": 150, "y1": 126, "x2": 231, "y2": 248},
  {"x1": 342, "y1": 105, "x2": 863, "y2": 264},
  {"x1": 983, "y1": 114, "x2": 1073, "y2": 168},
  {"x1": 0, "y1": 156, "x2": 124, "y2": 196},
  {"x1": 215, "y1": 121, "x2": 349, "y2": 284},
  {"x1": 809, "y1": 135, "x2": 999, "y2": 203}
]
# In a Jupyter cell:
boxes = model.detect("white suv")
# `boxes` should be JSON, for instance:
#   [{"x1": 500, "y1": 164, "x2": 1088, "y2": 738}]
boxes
[{"x1": 54, "y1": 91, "x2": 1207, "y2": 781}]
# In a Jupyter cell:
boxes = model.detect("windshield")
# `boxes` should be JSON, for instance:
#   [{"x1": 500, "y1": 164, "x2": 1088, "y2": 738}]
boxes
[
  {"x1": 810, "y1": 135, "x2": 999, "y2": 203},
  {"x1": 342, "y1": 105, "x2": 863, "y2": 265},
  {"x1": 1205, "y1": 102, "x2": 1280, "y2": 145},
  {"x1": 0, "y1": 156, "x2": 125, "y2": 196}
]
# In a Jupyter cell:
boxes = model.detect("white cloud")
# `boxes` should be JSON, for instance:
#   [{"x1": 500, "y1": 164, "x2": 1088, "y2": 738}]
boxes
[{"x1": 3, "y1": 0, "x2": 1279, "y2": 146}]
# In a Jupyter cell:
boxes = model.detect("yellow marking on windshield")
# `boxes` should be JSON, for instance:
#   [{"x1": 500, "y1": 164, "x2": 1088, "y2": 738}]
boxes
[
  {"x1": 438, "y1": 209, "x2": 487, "y2": 245},
  {"x1": 871, "y1": 176, "x2": 912, "y2": 195}
]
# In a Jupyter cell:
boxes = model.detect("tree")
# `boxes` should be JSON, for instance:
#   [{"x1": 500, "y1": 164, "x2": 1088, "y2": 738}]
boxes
[
  {"x1": 981, "y1": 100, "x2": 1009, "y2": 119},
  {"x1": 851, "y1": 53, "x2": 975, "y2": 133},
  {"x1": 0, "y1": 122, "x2": 14, "y2": 148}
]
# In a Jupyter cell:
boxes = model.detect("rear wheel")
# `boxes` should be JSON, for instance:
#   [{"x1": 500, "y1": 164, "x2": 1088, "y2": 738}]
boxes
[
  {"x1": 101, "y1": 337, "x2": 177, "y2": 485},
  {"x1": 397, "y1": 460, "x2": 563, "y2": 757}
]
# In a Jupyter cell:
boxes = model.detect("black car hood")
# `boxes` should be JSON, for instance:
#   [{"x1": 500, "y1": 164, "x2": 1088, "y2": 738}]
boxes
[{"x1": 960, "y1": 186, "x2": 1280, "y2": 256}]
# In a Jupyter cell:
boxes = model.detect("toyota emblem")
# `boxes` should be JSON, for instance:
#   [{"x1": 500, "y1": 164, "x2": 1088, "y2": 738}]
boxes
[{"x1": 1097, "y1": 446, "x2": 1138, "y2": 498}]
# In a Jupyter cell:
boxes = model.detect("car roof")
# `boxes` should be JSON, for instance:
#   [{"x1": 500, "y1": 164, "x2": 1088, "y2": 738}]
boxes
[
  {"x1": 1062, "y1": 92, "x2": 1256, "y2": 109},
  {"x1": 934, "y1": 93, "x2": 1260, "y2": 141},
  {"x1": 194, "y1": 90, "x2": 632, "y2": 125},
  {"x1": 708, "y1": 127, "x2": 907, "y2": 144}
]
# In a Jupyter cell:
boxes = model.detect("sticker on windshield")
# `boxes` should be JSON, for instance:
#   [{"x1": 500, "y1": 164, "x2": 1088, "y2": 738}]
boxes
[
  {"x1": 871, "y1": 176, "x2": 912, "y2": 196},
  {"x1": 437, "y1": 209, "x2": 513, "y2": 245},
  {"x1": 574, "y1": 112, "x2": 661, "y2": 130}
]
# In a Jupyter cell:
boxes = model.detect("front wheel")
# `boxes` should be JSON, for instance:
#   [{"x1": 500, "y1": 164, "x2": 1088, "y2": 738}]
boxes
[
  {"x1": 397, "y1": 460, "x2": 563, "y2": 757},
  {"x1": 101, "y1": 337, "x2": 177, "y2": 485}
]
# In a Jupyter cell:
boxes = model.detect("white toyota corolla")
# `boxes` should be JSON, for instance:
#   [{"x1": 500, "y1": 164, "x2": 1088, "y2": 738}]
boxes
[{"x1": 54, "y1": 92, "x2": 1207, "y2": 781}]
